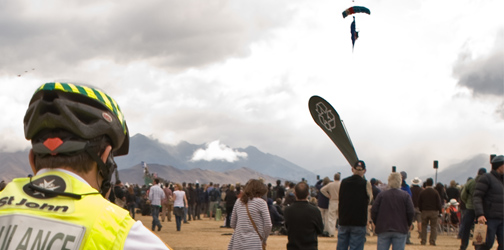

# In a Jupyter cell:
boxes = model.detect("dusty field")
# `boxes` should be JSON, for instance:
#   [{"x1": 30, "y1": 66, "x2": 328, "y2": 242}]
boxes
[{"x1": 135, "y1": 214, "x2": 465, "y2": 250}]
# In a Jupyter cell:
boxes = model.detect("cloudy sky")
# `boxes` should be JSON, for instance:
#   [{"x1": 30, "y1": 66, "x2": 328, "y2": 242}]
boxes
[{"x1": 1, "y1": 0, "x2": 502, "y2": 181}]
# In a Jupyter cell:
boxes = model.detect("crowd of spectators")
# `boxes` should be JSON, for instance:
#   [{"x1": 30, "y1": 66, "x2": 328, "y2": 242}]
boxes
[{"x1": 8, "y1": 154, "x2": 499, "y2": 250}]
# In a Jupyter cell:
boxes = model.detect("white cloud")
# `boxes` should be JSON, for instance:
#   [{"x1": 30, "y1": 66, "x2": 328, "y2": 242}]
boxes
[{"x1": 191, "y1": 140, "x2": 247, "y2": 162}]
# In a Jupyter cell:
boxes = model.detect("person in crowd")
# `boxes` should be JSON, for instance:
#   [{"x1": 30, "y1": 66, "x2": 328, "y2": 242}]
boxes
[
  {"x1": 446, "y1": 199, "x2": 460, "y2": 227},
  {"x1": 209, "y1": 183, "x2": 221, "y2": 220},
  {"x1": 267, "y1": 183, "x2": 273, "y2": 199},
  {"x1": 321, "y1": 172, "x2": 341, "y2": 238},
  {"x1": 284, "y1": 181, "x2": 324, "y2": 250},
  {"x1": 337, "y1": 160, "x2": 372, "y2": 250},
  {"x1": 418, "y1": 177, "x2": 442, "y2": 246},
  {"x1": 236, "y1": 182, "x2": 243, "y2": 197},
  {"x1": 173, "y1": 183, "x2": 188, "y2": 231},
  {"x1": 149, "y1": 178, "x2": 165, "y2": 231},
  {"x1": 108, "y1": 181, "x2": 116, "y2": 203},
  {"x1": 0, "y1": 82, "x2": 168, "y2": 249},
  {"x1": 182, "y1": 182, "x2": 189, "y2": 223},
  {"x1": 315, "y1": 176, "x2": 331, "y2": 236},
  {"x1": 446, "y1": 180, "x2": 460, "y2": 202},
  {"x1": 201, "y1": 183, "x2": 209, "y2": 218},
  {"x1": 370, "y1": 178, "x2": 381, "y2": 202},
  {"x1": 126, "y1": 185, "x2": 136, "y2": 219},
  {"x1": 275, "y1": 198, "x2": 284, "y2": 215},
  {"x1": 473, "y1": 155, "x2": 504, "y2": 250},
  {"x1": 410, "y1": 177, "x2": 424, "y2": 239},
  {"x1": 268, "y1": 198, "x2": 285, "y2": 235},
  {"x1": 283, "y1": 182, "x2": 296, "y2": 207},
  {"x1": 134, "y1": 184, "x2": 141, "y2": 206},
  {"x1": 161, "y1": 182, "x2": 173, "y2": 222},
  {"x1": 371, "y1": 172, "x2": 415, "y2": 250},
  {"x1": 194, "y1": 182, "x2": 203, "y2": 220},
  {"x1": 228, "y1": 179, "x2": 272, "y2": 250},
  {"x1": 224, "y1": 184, "x2": 238, "y2": 228},
  {"x1": 274, "y1": 179, "x2": 285, "y2": 202},
  {"x1": 435, "y1": 182, "x2": 449, "y2": 206},
  {"x1": 187, "y1": 183, "x2": 196, "y2": 221},
  {"x1": 368, "y1": 177, "x2": 382, "y2": 237},
  {"x1": 399, "y1": 171, "x2": 413, "y2": 244},
  {"x1": 459, "y1": 168, "x2": 486, "y2": 250},
  {"x1": 399, "y1": 171, "x2": 412, "y2": 197},
  {"x1": 114, "y1": 180, "x2": 126, "y2": 208}
]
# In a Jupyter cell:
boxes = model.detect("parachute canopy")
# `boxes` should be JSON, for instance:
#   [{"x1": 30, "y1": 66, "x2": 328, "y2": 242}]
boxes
[{"x1": 342, "y1": 6, "x2": 370, "y2": 18}]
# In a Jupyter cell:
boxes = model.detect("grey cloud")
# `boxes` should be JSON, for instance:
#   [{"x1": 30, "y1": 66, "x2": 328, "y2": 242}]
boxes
[
  {"x1": 453, "y1": 30, "x2": 504, "y2": 118},
  {"x1": 0, "y1": 1, "x2": 296, "y2": 76}
]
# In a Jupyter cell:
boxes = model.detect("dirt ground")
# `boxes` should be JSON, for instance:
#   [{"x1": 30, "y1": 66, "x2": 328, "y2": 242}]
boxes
[{"x1": 136, "y1": 214, "x2": 465, "y2": 250}]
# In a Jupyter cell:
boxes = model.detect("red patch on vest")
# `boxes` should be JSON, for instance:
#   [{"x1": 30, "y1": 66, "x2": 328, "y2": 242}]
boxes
[{"x1": 43, "y1": 137, "x2": 63, "y2": 152}]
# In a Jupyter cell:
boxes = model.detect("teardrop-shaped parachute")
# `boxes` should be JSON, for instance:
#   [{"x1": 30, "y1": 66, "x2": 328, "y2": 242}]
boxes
[{"x1": 342, "y1": 6, "x2": 371, "y2": 18}]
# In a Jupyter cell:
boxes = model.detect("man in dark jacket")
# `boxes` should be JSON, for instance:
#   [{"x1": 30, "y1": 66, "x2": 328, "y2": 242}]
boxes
[
  {"x1": 316, "y1": 177, "x2": 330, "y2": 236},
  {"x1": 337, "y1": 160, "x2": 372, "y2": 250},
  {"x1": 372, "y1": 172, "x2": 415, "y2": 250},
  {"x1": 473, "y1": 155, "x2": 504, "y2": 250},
  {"x1": 418, "y1": 178, "x2": 442, "y2": 246},
  {"x1": 459, "y1": 168, "x2": 486, "y2": 250},
  {"x1": 284, "y1": 182, "x2": 323, "y2": 250}
]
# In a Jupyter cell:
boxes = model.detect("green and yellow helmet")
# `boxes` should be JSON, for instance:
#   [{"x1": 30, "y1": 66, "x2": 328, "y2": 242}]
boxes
[{"x1": 24, "y1": 82, "x2": 129, "y2": 156}]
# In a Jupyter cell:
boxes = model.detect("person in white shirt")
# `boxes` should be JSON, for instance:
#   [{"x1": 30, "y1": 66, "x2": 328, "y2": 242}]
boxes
[
  {"x1": 149, "y1": 178, "x2": 166, "y2": 231},
  {"x1": 173, "y1": 183, "x2": 188, "y2": 231}
]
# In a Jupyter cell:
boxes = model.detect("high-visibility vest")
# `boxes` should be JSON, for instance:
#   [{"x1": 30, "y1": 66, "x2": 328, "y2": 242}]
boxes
[{"x1": 0, "y1": 170, "x2": 135, "y2": 250}]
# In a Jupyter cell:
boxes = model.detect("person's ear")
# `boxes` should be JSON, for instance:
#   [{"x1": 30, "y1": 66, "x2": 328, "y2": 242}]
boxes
[
  {"x1": 29, "y1": 149, "x2": 37, "y2": 174},
  {"x1": 100, "y1": 145, "x2": 112, "y2": 163}
]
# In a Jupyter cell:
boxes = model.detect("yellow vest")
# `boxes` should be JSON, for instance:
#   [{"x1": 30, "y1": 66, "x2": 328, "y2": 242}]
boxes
[{"x1": 0, "y1": 170, "x2": 135, "y2": 250}]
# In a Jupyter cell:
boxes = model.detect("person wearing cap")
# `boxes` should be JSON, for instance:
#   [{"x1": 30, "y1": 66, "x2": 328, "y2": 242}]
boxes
[
  {"x1": 446, "y1": 198, "x2": 460, "y2": 227},
  {"x1": 473, "y1": 155, "x2": 504, "y2": 250},
  {"x1": 337, "y1": 160, "x2": 373, "y2": 250},
  {"x1": 459, "y1": 168, "x2": 486, "y2": 250},
  {"x1": 410, "y1": 177, "x2": 424, "y2": 239},
  {"x1": 0, "y1": 82, "x2": 170, "y2": 249},
  {"x1": 371, "y1": 172, "x2": 415, "y2": 250}
]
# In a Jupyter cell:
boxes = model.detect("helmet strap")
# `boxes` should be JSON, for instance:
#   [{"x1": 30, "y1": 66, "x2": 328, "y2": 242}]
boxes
[{"x1": 84, "y1": 144, "x2": 116, "y2": 197}]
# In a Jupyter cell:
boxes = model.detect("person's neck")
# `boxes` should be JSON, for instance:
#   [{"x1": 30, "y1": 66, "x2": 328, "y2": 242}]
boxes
[{"x1": 60, "y1": 166, "x2": 101, "y2": 190}]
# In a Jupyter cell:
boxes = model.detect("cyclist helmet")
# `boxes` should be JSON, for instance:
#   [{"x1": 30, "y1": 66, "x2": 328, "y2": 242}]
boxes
[{"x1": 24, "y1": 82, "x2": 129, "y2": 156}]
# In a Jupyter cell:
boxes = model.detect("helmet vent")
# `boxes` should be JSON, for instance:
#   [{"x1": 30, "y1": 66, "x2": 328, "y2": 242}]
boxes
[
  {"x1": 42, "y1": 91, "x2": 59, "y2": 102},
  {"x1": 68, "y1": 106, "x2": 100, "y2": 125}
]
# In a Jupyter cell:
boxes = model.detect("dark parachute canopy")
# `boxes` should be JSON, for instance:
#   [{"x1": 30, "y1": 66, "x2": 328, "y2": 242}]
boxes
[{"x1": 342, "y1": 6, "x2": 371, "y2": 18}]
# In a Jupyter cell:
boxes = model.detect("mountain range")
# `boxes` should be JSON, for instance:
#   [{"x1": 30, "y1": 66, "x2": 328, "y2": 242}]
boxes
[
  {"x1": 0, "y1": 134, "x2": 317, "y2": 184},
  {"x1": 0, "y1": 134, "x2": 494, "y2": 187}
]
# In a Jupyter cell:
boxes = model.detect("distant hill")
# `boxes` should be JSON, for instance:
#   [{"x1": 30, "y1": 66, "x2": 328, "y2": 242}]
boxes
[
  {"x1": 0, "y1": 135, "x2": 491, "y2": 186},
  {"x1": 0, "y1": 134, "x2": 316, "y2": 183},
  {"x1": 117, "y1": 163, "x2": 280, "y2": 186},
  {"x1": 419, "y1": 154, "x2": 491, "y2": 185},
  {"x1": 0, "y1": 150, "x2": 31, "y2": 182},
  {"x1": 115, "y1": 134, "x2": 317, "y2": 181}
]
